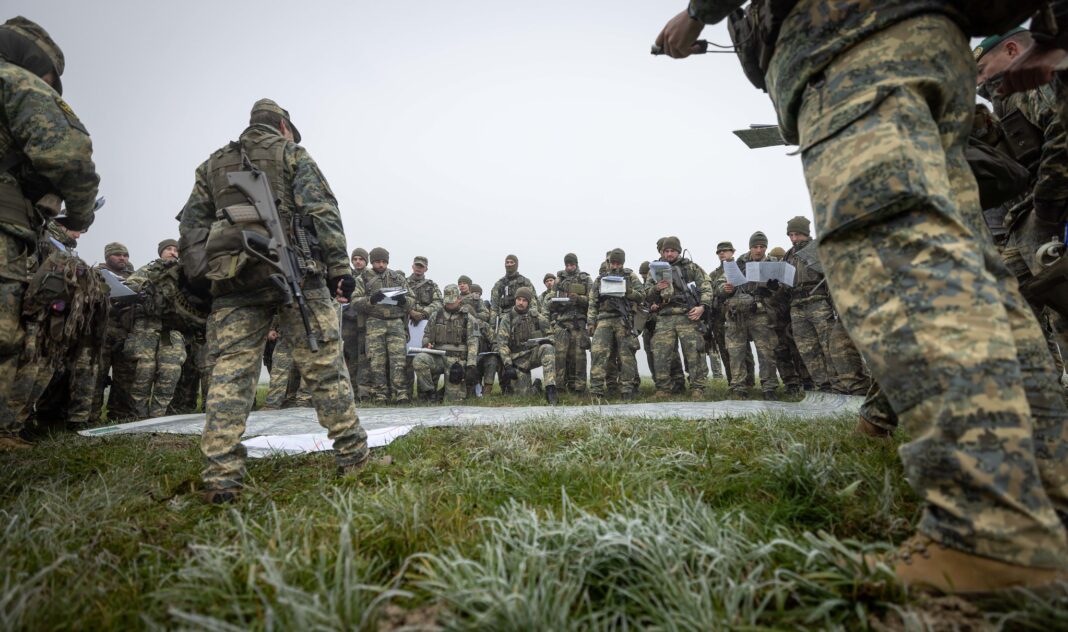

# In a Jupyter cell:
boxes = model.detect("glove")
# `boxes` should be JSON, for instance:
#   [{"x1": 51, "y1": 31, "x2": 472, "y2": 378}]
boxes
[
  {"x1": 370, "y1": 290, "x2": 386, "y2": 304},
  {"x1": 503, "y1": 364, "x2": 519, "y2": 382},
  {"x1": 395, "y1": 295, "x2": 408, "y2": 306},
  {"x1": 465, "y1": 365, "x2": 479, "y2": 385},
  {"x1": 331, "y1": 274, "x2": 356, "y2": 301},
  {"x1": 448, "y1": 361, "x2": 465, "y2": 384},
  {"x1": 766, "y1": 279, "x2": 780, "y2": 291}
]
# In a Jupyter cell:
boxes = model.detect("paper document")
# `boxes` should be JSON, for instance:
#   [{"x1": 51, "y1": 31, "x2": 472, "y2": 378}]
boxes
[
  {"x1": 722, "y1": 261, "x2": 747, "y2": 287},
  {"x1": 744, "y1": 261, "x2": 796, "y2": 287},
  {"x1": 380, "y1": 287, "x2": 408, "y2": 306},
  {"x1": 599, "y1": 276, "x2": 625, "y2": 297},
  {"x1": 243, "y1": 425, "x2": 414, "y2": 458},
  {"x1": 649, "y1": 261, "x2": 671, "y2": 283},
  {"x1": 550, "y1": 297, "x2": 571, "y2": 303}
]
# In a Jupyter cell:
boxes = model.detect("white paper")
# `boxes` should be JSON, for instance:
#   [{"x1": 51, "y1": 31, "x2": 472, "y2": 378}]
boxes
[
  {"x1": 550, "y1": 297, "x2": 571, "y2": 303},
  {"x1": 649, "y1": 261, "x2": 672, "y2": 283},
  {"x1": 380, "y1": 287, "x2": 409, "y2": 306},
  {"x1": 743, "y1": 261, "x2": 796, "y2": 287},
  {"x1": 243, "y1": 425, "x2": 414, "y2": 458},
  {"x1": 599, "y1": 276, "x2": 626, "y2": 297},
  {"x1": 723, "y1": 260, "x2": 747, "y2": 286}
]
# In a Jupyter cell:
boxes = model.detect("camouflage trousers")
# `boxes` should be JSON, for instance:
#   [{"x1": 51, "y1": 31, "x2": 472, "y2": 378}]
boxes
[
  {"x1": 93, "y1": 332, "x2": 137, "y2": 422},
  {"x1": 0, "y1": 231, "x2": 30, "y2": 437},
  {"x1": 724, "y1": 306, "x2": 778, "y2": 395},
  {"x1": 590, "y1": 318, "x2": 639, "y2": 396},
  {"x1": 341, "y1": 307, "x2": 369, "y2": 399},
  {"x1": 263, "y1": 334, "x2": 311, "y2": 410},
  {"x1": 553, "y1": 321, "x2": 588, "y2": 392},
  {"x1": 201, "y1": 294, "x2": 367, "y2": 491},
  {"x1": 651, "y1": 313, "x2": 707, "y2": 393},
  {"x1": 513, "y1": 343, "x2": 556, "y2": 389},
  {"x1": 365, "y1": 316, "x2": 409, "y2": 402},
  {"x1": 413, "y1": 351, "x2": 468, "y2": 402},
  {"x1": 473, "y1": 351, "x2": 497, "y2": 395},
  {"x1": 773, "y1": 321, "x2": 803, "y2": 391},
  {"x1": 128, "y1": 320, "x2": 188, "y2": 419},
  {"x1": 791, "y1": 297, "x2": 870, "y2": 395},
  {"x1": 705, "y1": 333, "x2": 725, "y2": 380},
  {"x1": 797, "y1": 14, "x2": 1068, "y2": 568},
  {"x1": 169, "y1": 334, "x2": 208, "y2": 415},
  {"x1": 9, "y1": 319, "x2": 99, "y2": 427},
  {"x1": 644, "y1": 323, "x2": 684, "y2": 392}
]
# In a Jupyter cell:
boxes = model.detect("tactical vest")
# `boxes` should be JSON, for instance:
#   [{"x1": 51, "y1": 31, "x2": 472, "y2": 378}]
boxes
[
  {"x1": 509, "y1": 309, "x2": 544, "y2": 349},
  {"x1": 362, "y1": 268, "x2": 409, "y2": 319},
  {"x1": 429, "y1": 308, "x2": 468, "y2": 354},
  {"x1": 596, "y1": 270, "x2": 635, "y2": 320},
  {"x1": 554, "y1": 269, "x2": 590, "y2": 322},
  {"x1": 408, "y1": 276, "x2": 438, "y2": 309},
  {"x1": 495, "y1": 273, "x2": 529, "y2": 311},
  {"x1": 787, "y1": 241, "x2": 826, "y2": 296}
]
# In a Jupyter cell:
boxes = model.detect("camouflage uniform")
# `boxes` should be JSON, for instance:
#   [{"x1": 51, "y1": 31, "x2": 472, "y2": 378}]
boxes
[
  {"x1": 691, "y1": 0, "x2": 1068, "y2": 567},
  {"x1": 588, "y1": 251, "x2": 643, "y2": 398},
  {"x1": 707, "y1": 257, "x2": 753, "y2": 386},
  {"x1": 490, "y1": 259, "x2": 535, "y2": 319},
  {"x1": 461, "y1": 285, "x2": 498, "y2": 394},
  {"x1": 549, "y1": 255, "x2": 591, "y2": 392},
  {"x1": 414, "y1": 285, "x2": 479, "y2": 402},
  {"x1": 640, "y1": 264, "x2": 685, "y2": 393},
  {"x1": 717, "y1": 245, "x2": 780, "y2": 398},
  {"x1": 178, "y1": 100, "x2": 367, "y2": 493},
  {"x1": 0, "y1": 18, "x2": 99, "y2": 441},
  {"x1": 341, "y1": 248, "x2": 370, "y2": 400},
  {"x1": 645, "y1": 240, "x2": 711, "y2": 395},
  {"x1": 538, "y1": 273, "x2": 556, "y2": 317},
  {"x1": 351, "y1": 252, "x2": 411, "y2": 403},
  {"x1": 92, "y1": 255, "x2": 139, "y2": 421},
  {"x1": 496, "y1": 293, "x2": 556, "y2": 393},
  {"x1": 404, "y1": 258, "x2": 442, "y2": 394},
  {"x1": 262, "y1": 330, "x2": 311, "y2": 410}
]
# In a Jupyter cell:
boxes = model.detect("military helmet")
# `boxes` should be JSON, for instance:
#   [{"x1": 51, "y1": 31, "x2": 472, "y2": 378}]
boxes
[{"x1": 251, "y1": 98, "x2": 301, "y2": 143}]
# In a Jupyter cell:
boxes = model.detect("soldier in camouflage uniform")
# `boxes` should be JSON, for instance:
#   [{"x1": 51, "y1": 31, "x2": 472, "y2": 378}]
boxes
[
  {"x1": 538, "y1": 273, "x2": 556, "y2": 316},
  {"x1": 707, "y1": 242, "x2": 754, "y2": 387},
  {"x1": 414, "y1": 284, "x2": 479, "y2": 402},
  {"x1": 404, "y1": 255, "x2": 442, "y2": 394},
  {"x1": 0, "y1": 17, "x2": 100, "y2": 448},
  {"x1": 178, "y1": 98, "x2": 367, "y2": 502},
  {"x1": 91, "y1": 243, "x2": 137, "y2": 421},
  {"x1": 123, "y1": 239, "x2": 189, "y2": 419},
  {"x1": 490, "y1": 254, "x2": 535, "y2": 320},
  {"x1": 352, "y1": 246, "x2": 412, "y2": 403},
  {"x1": 496, "y1": 286, "x2": 558, "y2": 404},
  {"x1": 549, "y1": 253, "x2": 591, "y2": 393},
  {"x1": 646, "y1": 236, "x2": 711, "y2": 397},
  {"x1": 461, "y1": 281, "x2": 497, "y2": 395},
  {"x1": 783, "y1": 216, "x2": 871, "y2": 395},
  {"x1": 262, "y1": 325, "x2": 312, "y2": 410},
  {"x1": 588, "y1": 249, "x2": 643, "y2": 400},
  {"x1": 341, "y1": 247, "x2": 370, "y2": 400},
  {"x1": 717, "y1": 232, "x2": 780, "y2": 399},
  {"x1": 663, "y1": 0, "x2": 1068, "y2": 592},
  {"x1": 639, "y1": 259, "x2": 684, "y2": 393}
]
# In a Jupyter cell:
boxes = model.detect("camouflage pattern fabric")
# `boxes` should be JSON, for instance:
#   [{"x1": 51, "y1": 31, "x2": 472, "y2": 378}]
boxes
[
  {"x1": 404, "y1": 274, "x2": 442, "y2": 392},
  {"x1": 497, "y1": 306, "x2": 556, "y2": 389},
  {"x1": 588, "y1": 268, "x2": 643, "y2": 397},
  {"x1": 340, "y1": 304, "x2": 368, "y2": 399},
  {"x1": 512, "y1": 343, "x2": 556, "y2": 389},
  {"x1": 127, "y1": 322, "x2": 187, "y2": 419},
  {"x1": 201, "y1": 292, "x2": 367, "y2": 491},
  {"x1": 90, "y1": 262, "x2": 137, "y2": 422},
  {"x1": 169, "y1": 332, "x2": 208, "y2": 415},
  {"x1": 364, "y1": 317, "x2": 409, "y2": 403},
  {"x1": 263, "y1": 333, "x2": 311, "y2": 410},
  {"x1": 461, "y1": 294, "x2": 497, "y2": 393},
  {"x1": 795, "y1": 13, "x2": 1068, "y2": 568},
  {"x1": 650, "y1": 314, "x2": 707, "y2": 394},
  {"x1": 490, "y1": 272, "x2": 535, "y2": 318},
  {"x1": 551, "y1": 268, "x2": 592, "y2": 392},
  {"x1": 414, "y1": 305, "x2": 479, "y2": 402},
  {"x1": 724, "y1": 302, "x2": 779, "y2": 396},
  {"x1": 642, "y1": 321, "x2": 684, "y2": 392}
]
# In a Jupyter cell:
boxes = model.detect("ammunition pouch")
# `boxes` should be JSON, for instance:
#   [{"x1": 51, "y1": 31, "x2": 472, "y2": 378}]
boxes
[
  {"x1": 726, "y1": 0, "x2": 798, "y2": 92},
  {"x1": 0, "y1": 181, "x2": 36, "y2": 232},
  {"x1": 22, "y1": 250, "x2": 73, "y2": 315},
  {"x1": 1000, "y1": 108, "x2": 1044, "y2": 170},
  {"x1": 204, "y1": 204, "x2": 274, "y2": 296},
  {"x1": 725, "y1": 294, "x2": 756, "y2": 321}
]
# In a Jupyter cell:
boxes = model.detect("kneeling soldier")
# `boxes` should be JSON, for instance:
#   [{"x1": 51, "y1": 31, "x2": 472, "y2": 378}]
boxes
[
  {"x1": 588, "y1": 248, "x2": 643, "y2": 400},
  {"x1": 413, "y1": 284, "x2": 479, "y2": 402},
  {"x1": 496, "y1": 287, "x2": 558, "y2": 404}
]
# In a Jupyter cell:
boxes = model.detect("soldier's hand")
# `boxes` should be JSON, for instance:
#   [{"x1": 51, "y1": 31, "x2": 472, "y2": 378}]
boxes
[
  {"x1": 654, "y1": 9, "x2": 705, "y2": 59},
  {"x1": 395, "y1": 295, "x2": 408, "y2": 306},
  {"x1": 1001, "y1": 43, "x2": 1068, "y2": 95},
  {"x1": 687, "y1": 305, "x2": 705, "y2": 321},
  {"x1": 655, "y1": 279, "x2": 670, "y2": 291},
  {"x1": 766, "y1": 279, "x2": 780, "y2": 291},
  {"x1": 332, "y1": 274, "x2": 356, "y2": 302},
  {"x1": 425, "y1": 343, "x2": 434, "y2": 349},
  {"x1": 267, "y1": 330, "x2": 279, "y2": 342},
  {"x1": 370, "y1": 290, "x2": 386, "y2": 304},
  {"x1": 587, "y1": 323, "x2": 596, "y2": 337},
  {"x1": 649, "y1": 303, "x2": 660, "y2": 313},
  {"x1": 723, "y1": 282, "x2": 734, "y2": 294},
  {"x1": 567, "y1": 292, "x2": 578, "y2": 299}
]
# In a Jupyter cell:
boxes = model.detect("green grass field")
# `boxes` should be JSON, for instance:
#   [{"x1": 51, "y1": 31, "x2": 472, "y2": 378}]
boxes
[{"x1": 3, "y1": 399, "x2": 1067, "y2": 629}]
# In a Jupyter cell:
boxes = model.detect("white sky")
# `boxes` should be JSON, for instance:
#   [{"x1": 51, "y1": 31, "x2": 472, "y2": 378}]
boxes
[{"x1": 11, "y1": 0, "x2": 812, "y2": 290}]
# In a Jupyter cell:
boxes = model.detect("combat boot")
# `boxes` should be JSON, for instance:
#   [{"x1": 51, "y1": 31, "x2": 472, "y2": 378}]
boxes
[
  {"x1": 875, "y1": 534, "x2": 1066, "y2": 595},
  {"x1": 855, "y1": 417, "x2": 893, "y2": 439},
  {"x1": 0, "y1": 435, "x2": 32, "y2": 451},
  {"x1": 203, "y1": 488, "x2": 240, "y2": 505},
  {"x1": 545, "y1": 384, "x2": 558, "y2": 405},
  {"x1": 621, "y1": 391, "x2": 635, "y2": 402}
]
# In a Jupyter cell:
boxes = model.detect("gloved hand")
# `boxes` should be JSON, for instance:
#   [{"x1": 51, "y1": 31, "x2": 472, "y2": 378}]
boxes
[
  {"x1": 395, "y1": 295, "x2": 408, "y2": 306},
  {"x1": 331, "y1": 274, "x2": 356, "y2": 301},
  {"x1": 766, "y1": 279, "x2": 780, "y2": 291},
  {"x1": 370, "y1": 290, "x2": 386, "y2": 304},
  {"x1": 503, "y1": 364, "x2": 519, "y2": 382},
  {"x1": 448, "y1": 361, "x2": 465, "y2": 384},
  {"x1": 465, "y1": 365, "x2": 479, "y2": 385}
]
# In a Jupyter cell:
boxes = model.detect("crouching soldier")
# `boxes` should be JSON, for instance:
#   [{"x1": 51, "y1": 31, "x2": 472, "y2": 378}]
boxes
[
  {"x1": 496, "y1": 287, "x2": 558, "y2": 404},
  {"x1": 413, "y1": 284, "x2": 479, "y2": 402},
  {"x1": 588, "y1": 248, "x2": 643, "y2": 400}
]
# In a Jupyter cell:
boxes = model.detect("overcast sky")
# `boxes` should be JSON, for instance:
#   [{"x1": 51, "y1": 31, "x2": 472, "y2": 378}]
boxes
[{"x1": 11, "y1": 0, "x2": 811, "y2": 289}]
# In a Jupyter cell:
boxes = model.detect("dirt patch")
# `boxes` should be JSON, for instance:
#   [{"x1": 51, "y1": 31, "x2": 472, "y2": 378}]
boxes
[
  {"x1": 376, "y1": 603, "x2": 443, "y2": 631},
  {"x1": 871, "y1": 595, "x2": 993, "y2": 632}
]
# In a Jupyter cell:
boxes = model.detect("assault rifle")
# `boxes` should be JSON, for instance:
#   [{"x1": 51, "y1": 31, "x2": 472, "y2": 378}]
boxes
[
  {"x1": 224, "y1": 155, "x2": 319, "y2": 352},
  {"x1": 683, "y1": 280, "x2": 709, "y2": 337},
  {"x1": 407, "y1": 346, "x2": 446, "y2": 356},
  {"x1": 524, "y1": 337, "x2": 552, "y2": 348}
]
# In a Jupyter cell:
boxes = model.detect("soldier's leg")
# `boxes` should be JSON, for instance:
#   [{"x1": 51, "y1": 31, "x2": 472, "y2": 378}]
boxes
[
  {"x1": 108, "y1": 340, "x2": 138, "y2": 421},
  {"x1": 149, "y1": 331, "x2": 188, "y2": 418},
  {"x1": 707, "y1": 334, "x2": 725, "y2": 380},
  {"x1": 443, "y1": 356, "x2": 466, "y2": 402},
  {"x1": 534, "y1": 343, "x2": 557, "y2": 387},
  {"x1": 263, "y1": 336, "x2": 293, "y2": 410},
  {"x1": 650, "y1": 319, "x2": 679, "y2": 393},
  {"x1": 642, "y1": 327, "x2": 657, "y2": 387},
  {"x1": 806, "y1": 14, "x2": 1067, "y2": 566},
  {"x1": 791, "y1": 303, "x2": 832, "y2": 390},
  {"x1": 744, "y1": 343, "x2": 755, "y2": 387},
  {"x1": 364, "y1": 319, "x2": 389, "y2": 401},
  {"x1": 825, "y1": 316, "x2": 871, "y2": 395},
  {"x1": 606, "y1": 345, "x2": 621, "y2": 397},
  {"x1": 127, "y1": 322, "x2": 162, "y2": 420},
  {"x1": 480, "y1": 354, "x2": 497, "y2": 394},
  {"x1": 68, "y1": 343, "x2": 100, "y2": 424},
  {"x1": 724, "y1": 317, "x2": 750, "y2": 396},
  {"x1": 618, "y1": 323, "x2": 640, "y2": 396},
  {"x1": 571, "y1": 326, "x2": 588, "y2": 392},
  {"x1": 589, "y1": 322, "x2": 611, "y2": 396},
  {"x1": 289, "y1": 296, "x2": 368, "y2": 468},
  {"x1": 712, "y1": 321, "x2": 731, "y2": 384},
  {"x1": 169, "y1": 343, "x2": 199, "y2": 415},
  {"x1": 673, "y1": 316, "x2": 708, "y2": 394},
  {"x1": 384, "y1": 320, "x2": 410, "y2": 402},
  {"x1": 413, "y1": 352, "x2": 438, "y2": 398},
  {"x1": 201, "y1": 305, "x2": 273, "y2": 492},
  {"x1": 9, "y1": 320, "x2": 45, "y2": 428}
]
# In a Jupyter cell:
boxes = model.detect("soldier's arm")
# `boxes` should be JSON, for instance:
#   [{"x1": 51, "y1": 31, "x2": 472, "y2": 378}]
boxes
[
  {"x1": 687, "y1": 0, "x2": 745, "y2": 24},
  {"x1": 2, "y1": 76, "x2": 100, "y2": 230},
  {"x1": 587, "y1": 279, "x2": 601, "y2": 322},
  {"x1": 351, "y1": 274, "x2": 370, "y2": 310},
  {"x1": 695, "y1": 265, "x2": 714, "y2": 306},
  {"x1": 573, "y1": 275, "x2": 591, "y2": 310},
  {"x1": 124, "y1": 263, "x2": 153, "y2": 292},
  {"x1": 421, "y1": 321, "x2": 433, "y2": 348},
  {"x1": 288, "y1": 145, "x2": 350, "y2": 280},
  {"x1": 496, "y1": 315, "x2": 513, "y2": 364},
  {"x1": 1029, "y1": 87, "x2": 1068, "y2": 219},
  {"x1": 490, "y1": 279, "x2": 503, "y2": 315},
  {"x1": 626, "y1": 271, "x2": 645, "y2": 303},
  {"x1": 426, "y1": 283, "x2": 443, "y2": 315},
  {"x1": 465, "y1": 314, "x2": 480, "y2": 366}
]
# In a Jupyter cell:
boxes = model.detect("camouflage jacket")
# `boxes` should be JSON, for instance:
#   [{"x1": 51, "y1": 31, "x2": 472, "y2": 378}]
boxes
[
  {"x1": 0, "y1": 60, "x2": 99, "y2": 243},
  {"x1": 125, "y1": 258, "x2": 192, "y2": 331},
  {"x1": 407, "y1": 274, "x2": 442, "y2": 321},
  {"x1": 784, "y1": 239, "x2": 829, "y2": 303},
  {"x1": 588, "y1": 268, "x2": 643, "y2": 323},
  {"x1": 496, "y1": 306, "x2": 552, "y2": 366},
  {"x1": 994, "y1": 84, "x2": 1068, "y2": 211},
  {"x1": 716, "y1": 252, "x2": 787, "y2": 319},
  {"x1": 550, "y1": 269, "x2": 592, "y2": 323},
  {"x1": 94, "y1": 261, "x2": 134, "y2": 339},
  {"x1": 490, "y1": 272, "x2": 535, "y2": 317},
  {"x1": 461, "y1": 293, "x2": 495, "y2": 352},
  {"x1": 643, "y1": 256, "x2": 712, "y2": 316},
  {"x1": 179, "y1": 124, "x2": 349, "y2": 307},
  {"x1": 421, "y1": 306, "x2": 480, "y2": 366},
  {"x1": 352, "y1": 267, "x2": 411, "y2": 320}
]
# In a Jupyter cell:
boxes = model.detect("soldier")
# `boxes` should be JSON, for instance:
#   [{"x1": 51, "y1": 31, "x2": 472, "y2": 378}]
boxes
[
  {"x1": 588, "y1": 249, "x2": 643, "y2": 400},
  {"x1": 462, "y1": 281, "x2": 497, "y2": 395},
  {"x1": 403, "y1": 255, "x2": 442, "y2": 391},
  {"x1": 660, "y1": 0, "x2": 1068, "y2": 592},
  {"x1": 91, "y1": 242, "x2": 138, "y2": 421},
  {"x1": 718, "y1": 232, "x2": 780, "y2": 399},
  {"x1": 539, "y1": 273, "x2": 556, "y2": 315},
  {"x1": 342, "y1": 246, "x2": 370, "y2": 399},
  {"x1": 262, "y1": 325, "x2": 311, "y2": 410},
  {"x1": 646, "y1": 236, "x2": 711, "y2": 398},
  {"x1": 640, "y1": 259, "x2": 682, "y2": 393},
  {"x1": 490, "y1": 254, "x2": 535, "y2": 319},
  {"x1": 784, "y1": 216, "x2": 870, "y2": 395},
  {"x1": 178, "y1": 98, "x2": 367, "y2": 502},
  {"x1": 352, "y1": 246, "x2": 412, "y2": 403},
  {"x1": 414, "y1": 284, "x2": 479, "y2": 402},
  {"x1": 707, "y1": 242, "x2": 754, "y2": 386},
  {"x1": 124, "y1": 239, "x2": 189, "y2": 419},
  {"x1": 550, "y1": 253, "x2": 592, "y2": 393},
  {"x1": 496, "y1": 287, "x2": 558, "y2": 404}
]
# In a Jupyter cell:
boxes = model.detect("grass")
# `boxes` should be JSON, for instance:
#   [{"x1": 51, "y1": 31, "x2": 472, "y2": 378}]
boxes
[{"x1": 3, "y1": 404, "x2": 1067, "y2": 629}]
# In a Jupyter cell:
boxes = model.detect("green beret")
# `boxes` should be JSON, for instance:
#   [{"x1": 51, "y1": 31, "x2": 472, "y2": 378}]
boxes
[
  {"x1": 251, "y1": 98, "x2": 301, "y2": 143},
  {"x1": 974, "y1": 27, "x2": 1027, "y2": 61}
]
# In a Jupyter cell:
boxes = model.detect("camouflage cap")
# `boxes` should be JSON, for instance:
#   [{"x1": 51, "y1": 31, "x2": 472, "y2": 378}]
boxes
[
  {"x1": 543, "y1": 272, "x2": 556, "y2": 283},
  {"x1": 1, "y1": 17, "x2": 64, "y2": 94},
  {"x1": 639, "y1": 261, "x2": 650, "y2": 275},
  {"x1": 251, "y1": 98, "x2": 301, "y2": 143},
  {"x1": 608, "y1": 248, "x2": 625, "y2": 264},
  {"x1": 157, "y1": 238, "x2": 179, "y2": 257},
  {"x1": 104, "y1": 242, "x2": 128, "y2": 257},
  {"x1": 716, "y1": 241, "x2": 735, "y2": 253},
  {"x1": 369, "y1": 246, "x2": 389, "y2": 263},
  {"x1": 443, "y1": 284, "x2": 461, "y2": 303},
  {"x1": 458, "y1": 275, "x2": 473, "y2": 285},
  {"x1": 515, "y1": 287, "x2": 535, "y2": 302},
  {"x1": 564, "y1": 252, "x2": 578, "y2": 265},
  {"x1": 749, "y1": 231, "x2": 768, "y2": 248},
  {"x1": 769, "y1": 246, "x2": 786, "y2": 258},
  {"x1": 413, "y1": 255, "x2": 428, "y2": 267},
  {"x1": 351, "y1": 247, "x2": 368, "y2": 260},
  {"x1": 470, "y1": 283, "x2": 483, "y2": 295},
  {"x1": 974, "y1": 27, "x2": 1027, "y2": 61},
  {"x1": 786, "y1": 215, "x2": 811, "y2": 236}
]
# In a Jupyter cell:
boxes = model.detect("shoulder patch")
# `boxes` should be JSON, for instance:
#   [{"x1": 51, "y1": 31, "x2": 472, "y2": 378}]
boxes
[{"x1": 54, "y1": 96, "x2": 88, "y2": 134}]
